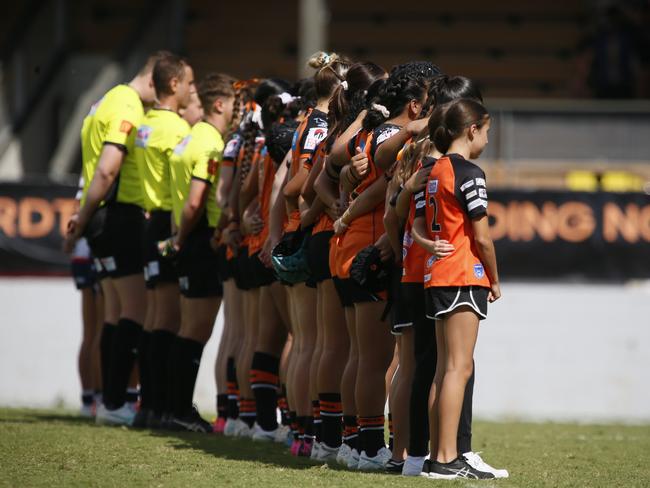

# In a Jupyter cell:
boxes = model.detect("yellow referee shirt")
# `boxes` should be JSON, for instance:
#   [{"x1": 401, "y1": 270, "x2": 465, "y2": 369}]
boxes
[
  {"x1": 135, "y1": 108, "x2": 191, "y2": 212},
  {"x1": 170, "y1": 121, "x2": 225, "y2": 227},
  {"x1": 80, "y1": 84, "x2": 144, "y2": 207}
]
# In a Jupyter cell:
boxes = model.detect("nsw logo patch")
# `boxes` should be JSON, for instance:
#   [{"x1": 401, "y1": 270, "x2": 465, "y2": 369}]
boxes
[{"x1": 473, "y1": 264, "x2": 485, "y2": 279}]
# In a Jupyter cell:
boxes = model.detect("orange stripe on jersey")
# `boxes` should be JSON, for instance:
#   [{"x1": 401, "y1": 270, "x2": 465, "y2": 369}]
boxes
[{"x1": 418, "y1": 154, "x2": 491, "y2": 288}]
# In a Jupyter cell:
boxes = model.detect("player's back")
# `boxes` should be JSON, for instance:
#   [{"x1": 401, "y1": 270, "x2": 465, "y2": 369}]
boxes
[{"x1": 135, "y1": 108, "x2": 190, "y2": 212}]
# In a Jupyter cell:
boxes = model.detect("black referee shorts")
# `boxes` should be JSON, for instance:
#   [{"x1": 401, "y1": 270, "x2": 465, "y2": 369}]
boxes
[{"x1": 176, "y1": 225, "x2": 223, "y2": 298}]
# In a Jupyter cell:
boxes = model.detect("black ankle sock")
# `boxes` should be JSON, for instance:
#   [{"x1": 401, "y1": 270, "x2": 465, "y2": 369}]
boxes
[
  {"x1": 297, "y1": 416, "x2": 308, "y2": 441},
  {"x1": 81, "y1": 390, "x2": 94, "y2": 406},
  {"x1": 343, "y1": 415, "x2": 358, "y2": 450},
  {"x1": 250, "y1": 352, "x2": 280, "y2": 431},
  {"x1": 105, "y1": 318, "x2": 142, "y2": 409},
  {"x1": 289, "y1": 411, "x2": 299, "y2": 440},
  {"x1": 304, "y1": 415, "x2": 314, "y2": 441},
  {"x1": 217, "y1": 393, "x2": 228, "y2": 420},
  {"x1": 278, "y1": 385, "x2": 290, "y2": 426},
  {"x1": 239, "y1": 398, "x2": 256, "y2": 427},
  {"x1": 388, "y1": 413, "x2": 394, "y2": 452},
  {"x1": 319, "y1": 393, "x2": 343, "y2": 448},
  {"x1": 359, "y1": 415, "x2": 385, "y2": 457},
  {"x1": 226, "y1": 357, "x2": 240, "y2": 419},
  {"x1": 312, "y1": 400, "x2": 321, "y2": 442},
  {"x1": 137, "y1": 330, "x2": 153, "y2": 410},
  {"x1": 99, "y1": 322, "x2": 117, "y2": 398},
  {"x1": 125, "y1": 387, "x2": 139, "y2": 404},
  {"x1": 150, "y1": 329, "x2": 176, "y2": 415}
]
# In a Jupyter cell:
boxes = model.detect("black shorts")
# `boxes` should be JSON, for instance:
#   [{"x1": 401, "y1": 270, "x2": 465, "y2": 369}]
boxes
[
  {"x1": 71, "y1": 259, "x2": 97, "y2": 290},
  {"x1": 217, "y1": 245, "x2": 232, "y2": 281},
  {"x1": 425, "y1": 286, "x2": 489, "y2": 321},
  {"x1": 248, "y1": 251, "x2": 276, "y2": 288},
  {"x1": 307, "y1": 231, "x2": 333, "y2": 284},
  {"x1": 392, "y1": 282, "x2": 426, "y2": 335},
  {"x1": 143, "y1": 210, "x2": 177, "y2": 287},
  {"x1": 176, "y1": 225, "x2": 223, "y2": 298},
  {"x1": 332, "y1": 277, "x2": 382, "y2": 308},
  {"x1": 233, "y1": 246, "x2": 251, "y2": 290},
  {"x1": 85, "y1": 203, "x2": 144, "y2": 279}
]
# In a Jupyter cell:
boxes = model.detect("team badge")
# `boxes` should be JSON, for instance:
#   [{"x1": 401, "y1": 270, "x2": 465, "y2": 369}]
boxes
[
  {"x1": 426, "y1": 255, "x2": 436, "y2": 268},
  {"x1": 304, "y1": 127, "x2": 328, "y2": 150},
  {"x1": 473, "y1": 264, "x2": 485, "y2": 278},
  {"x1": 173, "y1": 135, "x2": 191, "y2": 155},
  {"x1": 136, "y1": 125, "x2": 152, "y2": 148},
  {"x1": 427, "y1": 180, "x2": 438, "y2": 194},
  {"x1": 119, "y1": 120, "x2": 134, "y2": 134}
]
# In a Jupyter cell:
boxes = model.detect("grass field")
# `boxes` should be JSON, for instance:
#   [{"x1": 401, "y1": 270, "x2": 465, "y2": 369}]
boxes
[{"x1": 1, "y1": 408, "x2": 649, "y2": 487}]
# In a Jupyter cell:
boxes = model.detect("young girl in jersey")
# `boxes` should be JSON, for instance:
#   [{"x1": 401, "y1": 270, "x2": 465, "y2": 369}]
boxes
[
  {"x1": 282, "y1": 51, "x2": 349, "y2": 456},
  {"x1": 412, "y1": 98, "x2": 501, "y2": 480}
]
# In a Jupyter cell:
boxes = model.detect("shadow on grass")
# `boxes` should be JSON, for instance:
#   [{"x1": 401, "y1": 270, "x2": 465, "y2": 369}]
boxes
[
  {"x1": 2, "y1": 409, "x2": 354, "y2": 471},
  {"x1": 146, "y1": 428, "x2": 342, "y2": 471}
]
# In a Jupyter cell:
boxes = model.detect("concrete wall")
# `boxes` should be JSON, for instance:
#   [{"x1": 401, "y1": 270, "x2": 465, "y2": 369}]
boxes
[{"x1": 0, "y1": 278, "x2": 648, "y2": 423}]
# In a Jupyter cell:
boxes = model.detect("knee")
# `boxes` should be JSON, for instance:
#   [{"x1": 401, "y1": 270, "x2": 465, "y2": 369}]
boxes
[{"x1": 446, "y1": 359, "x2": 474, "y2": 382}]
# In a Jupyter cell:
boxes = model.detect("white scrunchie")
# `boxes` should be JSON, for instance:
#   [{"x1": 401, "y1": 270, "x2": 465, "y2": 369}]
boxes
[
  {"x1": 278, "y1": 92, "x2": 295, "y2": 105},
  {"x1": 322, "y1": 53, "x2": 331, "y2": 65},
  {"x1": 372, "y1": 103, "x2": 390, "y2": 118},
  {"x1": 341, "y1": 80, "x2": 349, "y2": 91}
]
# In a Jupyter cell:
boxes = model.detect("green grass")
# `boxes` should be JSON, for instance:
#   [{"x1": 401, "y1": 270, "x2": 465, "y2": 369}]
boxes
[{"x1": 1, "y1": 408, "x2": 648, "y2": 487}]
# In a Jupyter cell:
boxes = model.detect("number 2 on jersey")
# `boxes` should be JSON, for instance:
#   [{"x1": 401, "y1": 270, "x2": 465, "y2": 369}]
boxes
[{"x1": 428, "y1": 195, "x2": 442, "y2": 233}]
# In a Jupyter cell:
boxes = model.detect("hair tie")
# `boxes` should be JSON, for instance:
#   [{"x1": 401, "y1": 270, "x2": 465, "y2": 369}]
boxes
[
  {"x1": 372, "y1": 103, "x2": 390, "y2": 118},
  {"x1": 322, "y1": 53, "x2": 331, "y2": 65},
  {"x1": 341, "y1": 80, "x2": 349, "y2": 91}
]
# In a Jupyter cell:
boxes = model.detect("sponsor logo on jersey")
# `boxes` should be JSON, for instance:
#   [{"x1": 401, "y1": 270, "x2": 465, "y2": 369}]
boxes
[
  {"x1": 119, "y1": 120, "x2": 134, "y2": 134},
  {"x1": 223, "y1": 135, "x2": 240, "y2": 159},
  {"x1": 303, "y1": 127, "x2": 328, "y2": 151},
  {"x1": 173, "y1": 135, "x2": 191, "y2": 155},
  {"x1": 403, "y1": 230, "x2": 414, "y2": 247},
  {"x1": 428, "y1": 179, "x2": 439, "y2": 194},
  {"x1": 136, "y1": 125, "x2": 152, "y2": 148},
  {"x1": 376, "y1": 126, "x2": 400, "y2": 145},
  {"x1": 402, "y1": 248, "x2": 408, "y2": 260},
  {"x1": 427, "y1": 255, "x2": 436, "y2": 268},
  {"x1": 473, "y1": 263, "x2": 485, "y2": 278}
]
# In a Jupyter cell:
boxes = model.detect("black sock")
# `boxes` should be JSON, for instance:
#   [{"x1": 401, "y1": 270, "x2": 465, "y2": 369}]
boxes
[
  {"x1": 137, "y1": 330, "x2": 153, "y2": 410},
  {"x1": 312, "y1": 400, "x2": 321, "y2": 443},
  {"x1": 217, "y1": 393, "x2": 228, "y2": 420},
  {"x1": 105, "y1": 318, "x2": 142, "y2": 409},
  {"x1": 99, "y1": 322, "x2": 117, "y2": 399},
  {"x1": 319, "y1": 393, "x2": 342, "y2": 448},
  {"x1": 278, "y1": 385, "x2": 290, "y2": 426},
  {"x1": 343, "y1": 415, "x2": 358, "y2": 450},
  {"x1": 81, "y1": 390, "x2": 94, "y2": 406},
  {"x1": 171, "y1": 337, "x2": 204, "y2": 418},
  {"x1": 226, "y1": 357, "x2": 240, "y2": 419},
  {"x1": 239, "y1": 398, "x2": 256, "y2": 427},
  {"x1": 388, "y1": 412, "x2": 394, "y2": 452},
  {"x1": 297, "y1": 416, "x2": 308, "y2": 441},
  {"x1": 126, "y1": 387, "x2": 139, "y2": 404},
  {"x1": 409, "y1": 322, "x2": 436, "y2": 457},
  {"x1": 250, "y1": 352, "x2": 280, "y2": 431},
  {"x1": 304, "y1": 415, "x2": 314, "y2": 442},
  {"x1": 359, "y1": 415, "x2": 385, "y2": 457},
  {"x1": 457, "y1": 361, "x2": 474, "y2": 455},
  {"x1": 150, "y1": 329, "x2": 175, "y2": 416},
  {"x1": 290, "y1": 411, "x2": 299, "y2": 441}
]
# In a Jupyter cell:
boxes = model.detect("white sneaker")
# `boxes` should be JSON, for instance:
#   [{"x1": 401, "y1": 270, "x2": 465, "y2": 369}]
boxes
[
  {"x1": 347, "y1": 448, "x2": 360, "y2": 469},
  {"x1": 95, "y1": 404, "x2": 135, "y2": 426},
  {"x1": 251, "y1": 423, "x2": 277, "y2": 442},
  {"x1": 463, "y1": 452, "x2": 509, "y2": 479},
  {"x1": 336, "y1": 443, "x2": 352, "y2": 467},
  {"x1": 233, "y1": 418, "x2": 252, "y2": 437},
  {"x1": 223, "y1": 418, "x2": 238, "y2": 436},
  {"x1": 310, "y1": 441, "x2": 322, "y2": 460},
  {"x1": 79, "y1": 404, "x2": 94, "y2": 418},
  {"x1": 273, "y1": 424, "x2": 291, "y2": 444},
  {"x1": 402, "y1": 455, "x2": 426, "y2": 476},
  {"x1": 317, "y1": 443, "x2": 340, "y2": 463},
  {"x1": 358, "y1": 447, "x2": 392, "y2": 471}
]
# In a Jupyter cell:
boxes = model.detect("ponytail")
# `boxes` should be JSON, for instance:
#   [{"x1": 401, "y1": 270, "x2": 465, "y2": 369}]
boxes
[{"x1": 428, "y1": 99, "x2": 489, "y2": 154}]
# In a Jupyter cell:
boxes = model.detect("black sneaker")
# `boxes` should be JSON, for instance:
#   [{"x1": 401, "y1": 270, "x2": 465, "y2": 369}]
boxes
[
  {"x1": 429, "y1": 457, "x2": 495, "y2": 480},
  {"x1": 146, "y1": 410, "x2": 163, "y2": 429},
  {"x1": 384, "y1": 459, "x2": 405, "y2": 474},
  {"x1": 170, "y1": 406, "x2": 213, "y2": 433},
  {"x1": 421, "y1": 459, "x2": 433, "y2": 477},
  {"x1": 132, "y1": 408, "x2": 150, "y2": 429}
]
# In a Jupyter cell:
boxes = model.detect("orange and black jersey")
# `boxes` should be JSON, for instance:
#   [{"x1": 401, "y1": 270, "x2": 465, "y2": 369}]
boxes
[
  {"x1": 248, "y1": 147, "x2": 274, "y2": 255},
  {"x1": 414, "y1": 153, "x2": 490, "y2": 288},
  {"x1": 401, "y1": 156, "x2": 436, "y2": 283},
  {"x1": 222, "y1": 131, "x2": 243, "y2": 169},
  {"x1": 291, "y1": 108, "x2": 328, "y2": 171}
]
